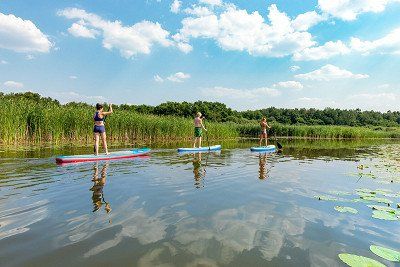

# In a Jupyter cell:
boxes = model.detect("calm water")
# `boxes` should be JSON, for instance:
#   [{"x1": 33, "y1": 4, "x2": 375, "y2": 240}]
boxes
[{"x1": 0, "y1": 141, "x2": 399, "y2": 267}]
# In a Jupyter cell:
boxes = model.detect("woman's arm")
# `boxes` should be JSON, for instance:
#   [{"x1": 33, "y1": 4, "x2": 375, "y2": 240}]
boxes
[
  {"x1": 201, "y1": 118, "x2": 207, "y2": 131},
  {"x1": 266, "y1": 122, "x2": 271, "y2": 129},
  {"x1": 102, "y1": 104, "x2": 113, "y2": 115}
]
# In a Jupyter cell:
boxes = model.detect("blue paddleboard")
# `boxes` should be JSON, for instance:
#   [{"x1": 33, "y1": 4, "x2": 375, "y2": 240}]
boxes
[
  {"x1": 250, "y1": 145, "x2": 276, "y2": 152},
  {"x1": 177, "y1": 145, "x2": 221, "y2": 152}
]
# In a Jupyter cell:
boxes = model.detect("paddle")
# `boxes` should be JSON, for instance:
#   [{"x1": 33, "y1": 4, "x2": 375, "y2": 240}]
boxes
[
  {"x1": 274, "y1": 131, "x2": 283, "y2": 150},
  {"x1": 202, "y1": 116, "x2": 210, "y2": 150}
]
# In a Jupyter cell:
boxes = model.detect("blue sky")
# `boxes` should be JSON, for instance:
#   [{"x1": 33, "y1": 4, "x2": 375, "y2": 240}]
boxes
[{"x1": 1, "y1": 0, "x2": 400, "y2": 111}]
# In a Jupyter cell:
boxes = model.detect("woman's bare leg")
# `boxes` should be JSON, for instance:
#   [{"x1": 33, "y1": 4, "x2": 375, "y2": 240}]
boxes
[
  {"x1": 101, "y1": 132, "x2": 109, "y2": 154},
  {"x1": 94, "y1": 133, "x2": 100, "y2": 155},
  {"x1": 198, "y1": 137, "x2": 202, "y2": 148},
  {"x1": 193, "y1": 137, "x2": 198, "y2": 148},
  {"x1": 259, "y1": 134, "x2": 262, "y2": 146},
  {"x1": 265, "y1": 134, "x2": 268, "y2": 146}
]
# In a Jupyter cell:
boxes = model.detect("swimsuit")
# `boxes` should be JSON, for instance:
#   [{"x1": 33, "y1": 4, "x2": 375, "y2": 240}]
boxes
[
  {"x1": 93, "y1": 112, "x2": 105, "y2": 133},
  {"x1": 194, "y1": 127, "x2": 202, "y2": 137}
]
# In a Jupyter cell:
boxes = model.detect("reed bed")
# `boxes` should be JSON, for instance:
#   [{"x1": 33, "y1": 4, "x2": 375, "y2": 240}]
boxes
[{"x1": 1, "y1": 95, "x2": 400, "y2": 147}]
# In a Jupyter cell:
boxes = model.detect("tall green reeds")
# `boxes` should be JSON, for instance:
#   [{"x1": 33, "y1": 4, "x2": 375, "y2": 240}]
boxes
[{"x1": 1, "y1": 94, "x2": 400, "y2": 147}]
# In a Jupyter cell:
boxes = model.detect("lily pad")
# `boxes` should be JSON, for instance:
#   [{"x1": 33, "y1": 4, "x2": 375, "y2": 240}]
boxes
[
  {"x1": 370, "y1": 245, "x2": 400, "y2": 262},
  {"x1": 330, "y1": 190, "x2": 351, "y2": 196},
  {"x1": 397, "y1": 203, "x2": 400, "y2": 209},
  {"x1": 356, "y1": 188, "x2": 376, "y2": 194},
  {"x1": 361, "y1": 196, "x2": 393, "y2": 205},
  {"x1": 372, "y1": 210, "x2": 398, "y2": 221},
  {"x1": 314, "y1": 195, "x2": 338, "y2": 201},
  {"x1": 334, "y1": 206, "x2": 358, "y2": 214},
  {"x1": 338, "y1": 253, "x2": 385, "y2": 267},
  {"x1": 367, "y1": 205, "x2": 396, "y2": 214}
]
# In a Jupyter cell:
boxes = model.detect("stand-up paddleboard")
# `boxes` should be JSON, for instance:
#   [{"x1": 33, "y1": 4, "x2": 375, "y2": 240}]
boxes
[
  {"x1": 56, "y1": 148, "x2": 151, "y2": 164},
  {"x1": 178, "y1": 145, "x2": 221, "y2": 152},
  {"x1": 250, "y1": 145, "x2": 276, "y2": 153}
]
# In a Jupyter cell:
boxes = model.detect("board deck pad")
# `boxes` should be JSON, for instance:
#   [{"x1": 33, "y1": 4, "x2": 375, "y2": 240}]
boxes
[
  {"x1": 177, "y1": 145, "x2": 221, "y2": 152},
  {"x1": 56, "y1": 148, "x2": 151, "y2": 163}
]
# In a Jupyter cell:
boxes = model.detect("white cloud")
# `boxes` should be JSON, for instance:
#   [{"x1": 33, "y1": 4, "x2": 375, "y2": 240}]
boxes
[
  {"x1": 273, "y1": 81, "x2": 303, "y2": 90},
  {"x1": 350, "y1": 27, "x2": 400, "y2": 55},
  {"x1": 291, "y1": 11, "x2": 326, "y2": 31},
  {"x1": 202, "y1": 86, "x2": 281, "y2": 100},
  {"x1": 290, "y1": 65, "x2": 300, "y2": 72},
  {"x1": 166, "y1": 72, "x2": 191, "y2": 82},
  {"x1": 318, "y1": 0, "x2": 400, "y2": 21},
  {"x1": 199, "y1": 0, "x2": 223, "y2": 6},
  {"x1": 3, "y1": 80, "x2": 24, "y2": 89},
  {"x1": 378, "y1": 84, "x2": 390, "y2": 89},
  {"x1": 68, "y1": 22, "x2": 99, "y2": 38},
  {"x1": 293, "y1": 41, "x2": 350, "y2": 61},
  {"x1": 154, "y1": 74, "x2": 164, "y2": 82},
  {"x1": 0, "y1": 12, "x2": 52, "y2": 53},
  {"x1": 26, "y1": 55, "x2": 35, "y2": 60},
  {"x1": 69, "y1": 75, "x2": 78, "y2": 80},
  {"x1": 170, "y1": 0, "x2": 181, "y2": 14},
  {"x1": 0, "y1": 60, "x2": 8, "y2": 64},
  {"x1": 58, "y1": 8, "x2": 174, "y2": 58},
  {"x1": 175, "y1": 4, "x2": 316, "y2": 58},
  {"x1": 295, "y1": 64, "x2": 369, "y2": 81},
  {"x1": 184, "y1": 5, "x2": 213, "y2": 17}
]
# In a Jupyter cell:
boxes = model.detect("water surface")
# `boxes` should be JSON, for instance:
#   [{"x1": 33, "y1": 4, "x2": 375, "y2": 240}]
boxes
[{"x1": 1, "y1": 140, "x2": 399, "y2": 266}]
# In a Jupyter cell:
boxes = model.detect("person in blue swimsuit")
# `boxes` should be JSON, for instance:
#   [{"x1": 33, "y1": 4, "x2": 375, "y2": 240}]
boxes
[{"x1": 94, "y1": 103, "x2": 113, "y2": 155}]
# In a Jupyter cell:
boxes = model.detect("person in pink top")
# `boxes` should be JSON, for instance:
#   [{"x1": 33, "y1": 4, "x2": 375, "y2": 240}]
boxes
[
  {"x1": 193, "y1": 112, "x2": 207, "y2": 148},
  {"x1": 259, "y1": 117, "x2": 271, "y2": 146}
]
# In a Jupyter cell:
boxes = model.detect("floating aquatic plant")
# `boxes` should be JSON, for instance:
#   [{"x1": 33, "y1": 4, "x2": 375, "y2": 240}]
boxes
[
  {"x1": 361, "y1": 196, "x2": 393, "y2": 205},
  {"x1": 372, "y1": 210, "x2": 398, "y2": 221},
  {"x1": 330, "y1": 190, "x2": 351, "y2": 196},
  {"x1": 314, "y1": 195, "x2": 338, "y2": 201},
  {"x1": 334, "y1": 206, "x2": 358, "y2": 214},
  {"x1": 367, "y1": 205, "x2": 396, "y2": 214},
  {"x1": 338, "y1": 253, "x2": 385, "y2": 267},
  {"x1": 370, "y1": 245, "x2": 400, "y2": 262}
]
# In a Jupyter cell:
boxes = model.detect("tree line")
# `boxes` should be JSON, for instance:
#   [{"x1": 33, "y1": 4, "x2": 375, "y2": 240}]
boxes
[{"x1": 2, "y1": 91, "x2": 400, "y2": 127}]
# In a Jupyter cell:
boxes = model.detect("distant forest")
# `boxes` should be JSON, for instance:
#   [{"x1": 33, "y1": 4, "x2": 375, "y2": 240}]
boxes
[{"x1": 2, "y1": 91, "x2": 400, "y2": 127}]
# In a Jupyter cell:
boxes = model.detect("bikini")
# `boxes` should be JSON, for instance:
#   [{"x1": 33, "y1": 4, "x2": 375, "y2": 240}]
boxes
[{"x1": 93, "y1": 112, "x2": 105, "y2": 133}]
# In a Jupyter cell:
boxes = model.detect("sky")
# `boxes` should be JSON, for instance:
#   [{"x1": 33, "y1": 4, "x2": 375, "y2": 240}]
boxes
[{"x1": 1, "y1": 0, "x2": 400, "y2": 112}]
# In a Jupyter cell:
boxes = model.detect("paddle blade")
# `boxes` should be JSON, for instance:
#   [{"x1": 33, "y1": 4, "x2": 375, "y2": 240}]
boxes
[{"x1": 277, "y1": 141, "x2": 283, "y2": 149}]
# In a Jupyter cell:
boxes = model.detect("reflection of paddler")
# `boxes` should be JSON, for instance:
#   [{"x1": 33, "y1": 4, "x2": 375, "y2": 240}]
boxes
[
  {"x1": 258, "y1": 153, "x2": 268, "y2": 180},
  {"x1": 90, "y1": 162, "x2": 111, "y2": 213},
  {"x1": 193, "y1": 152, "x2": 205, "y2": 188}
]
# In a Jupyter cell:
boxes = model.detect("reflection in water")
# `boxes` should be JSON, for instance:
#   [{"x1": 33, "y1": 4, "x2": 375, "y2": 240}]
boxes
[
  {"x1": 258, "y1": 153, "x2": 269, "y2": 180},
  {"x1": 193, "y1": 152, "x2": 207, "y2": 188},
  {"x1": 90, "y1": 162, "x2": 111, "y2": 213}
]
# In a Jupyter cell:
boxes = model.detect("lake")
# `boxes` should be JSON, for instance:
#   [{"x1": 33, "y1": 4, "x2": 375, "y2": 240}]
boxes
[{"x1": 1, "y1": 140, "x2": 399, "y2": 266}]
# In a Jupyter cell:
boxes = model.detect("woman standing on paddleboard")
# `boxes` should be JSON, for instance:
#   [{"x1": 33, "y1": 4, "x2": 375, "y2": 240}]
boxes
[
  {"x1": 193, "y1": 112, "x2": 207, "y2": 148},
  {"x1": 259, "y1": 117, "x2": 271, "y2": 146},
  {"x1": 94, "y1": 103, "x2": 113, "y2": 155}
]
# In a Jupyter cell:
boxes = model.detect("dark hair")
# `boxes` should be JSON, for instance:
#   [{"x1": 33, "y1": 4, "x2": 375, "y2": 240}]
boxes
[{"x1": 96, "y1": 103, "x2": 103, "y2": 110}]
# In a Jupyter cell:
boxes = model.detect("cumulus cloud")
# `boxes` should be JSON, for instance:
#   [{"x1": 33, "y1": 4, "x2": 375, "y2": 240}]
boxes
[
  {"x1": 0, "y1": 60, "x2": 8, "y2": 64},
  {"x1": 3, "y1": 80, "x2": 24, "y2": 89},
  {"x1": 273, "y1": 81, "x2": 303, "y2": 90},
  {"x1": 0, "y1": 12, "x2": 52, "y2": 53},
  {"x1": 69, "y1": 75, "x2": 78, "y2": 80},
  {"x1": 154, "y1": 74, "x2": 164, "y2": 82},
  {"x1": 58, "y1": 8, "x2": 175, "y2": 58},
  {"x1": 293, "y1": 41, "x2": 350, "y2": 61},
  {"x1": 295, "y1": 64, "x2": 369, "y2": 81},
  {"x1": 350, "y1": 27, "x2": 400, "y2": 55},
  {"x1": 290, "y1": 65, "x2": 300, "y2": 72},
  {"x1": 199, "y1": 0, "x2": 223, "y2": 6},
  {"x1": 291, "y1": 11, "x2": 326, "y2": 31},
  {"x1": 166, "y1": 72, "x2": 191, "y2": 82},
  {"x1": 318, "y1": 0, "x2": 400, "y2": 21},
  {"x1": 202, "y1": 86, "x2": 281, "y2": 100},
  {"x1": 170, "y1": 0, "x2": 181, "y2": 14},
  {"x1": 68, "y1": 22, "x2": 99, "y2": 38},
  {"x1": 174, "y1": 4, "x2": 316, "y2": 58},
  {"x1": 47, "y1": 91, "x2": 106, "y2": 104},
  {"x1": 184, "y1": 5, "x2": 213, "y2": 17}
]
